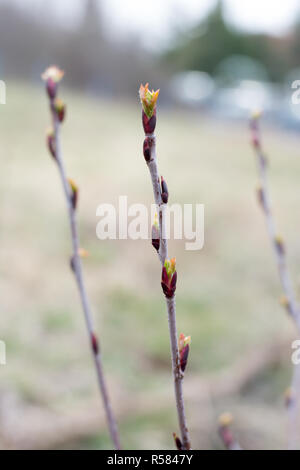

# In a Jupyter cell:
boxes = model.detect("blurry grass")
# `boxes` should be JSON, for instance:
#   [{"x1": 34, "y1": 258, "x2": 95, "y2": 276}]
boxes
[
  {"x1": 42, "y1": 309, "x2": 75, "y2": 333},
  {"x1": 0, "y1": 80, "x2": 299, "y2": 449}
]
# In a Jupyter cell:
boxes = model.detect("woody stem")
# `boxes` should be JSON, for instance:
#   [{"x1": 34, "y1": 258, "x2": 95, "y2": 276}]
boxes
[
  {"x1": 145, "y1": 130, "x2": 191, "y2": 450},
  {"x1": 51, "y1": 100, "x2": 121, "y2": 450}
]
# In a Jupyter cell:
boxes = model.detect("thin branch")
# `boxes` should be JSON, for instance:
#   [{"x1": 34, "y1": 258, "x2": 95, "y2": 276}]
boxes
[
  {"x1": 140, "y1": 84, "x2": 191, "y2": 450},
  {"x1": 146, "y1": 136, "x2": 168, "y2": 264},
  {"x1": 250, "y1": 114, "x2": 300, "y2": 449},
  {"x1": 42, "y1": 67, "x2": 121, "y2": 450},
  {"x1": 166, "y1": 297, "x2": 190, "y2": 449}
]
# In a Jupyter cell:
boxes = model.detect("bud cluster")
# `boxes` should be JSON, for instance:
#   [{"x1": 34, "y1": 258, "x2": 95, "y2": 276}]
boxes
[{"x1": 139, "y1": 83, "x2": 159, "y2": 134}]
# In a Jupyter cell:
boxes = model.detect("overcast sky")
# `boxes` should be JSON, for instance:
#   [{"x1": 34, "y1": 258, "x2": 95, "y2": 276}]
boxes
[{"x1": 5, "y1": 0, "x2": 300, "y2": 46}]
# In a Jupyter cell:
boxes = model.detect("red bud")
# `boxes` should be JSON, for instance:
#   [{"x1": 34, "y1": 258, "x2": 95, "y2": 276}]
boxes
[
  {"x1": 54, "y1": 99, "x2": 66, "y2": 123},
  {"x1": 161, "y1": 176, "x2": 169, "y2": 204},
  {"x1": 47, "y1": 133, "x2": 56, "y2": 159},
  {"x1": 161, "y1": 265, "x2": 177, "y2": 298},
  {"x1": 91, "y1": 333, "x2": 99, "y2": 355},
  {"x1": 46, "y1": 78, "x2": 57, "y2": 100},
  {"x1": 173, "y1": 432, "x2": 182, "y2": 450},
  {"x1": 152, "y1": 225, "x2": 160, "y2": 252},
  {"x1": 180, "y1": 344, "x2": 189, "y2": 372},
  {"x1": 142, "y1": 109, "x2": 156, "y2": 134},
  {"x1": 68, "y1": 179, "x2": 78, "y2": 210},
  {"x1": 70, "y1": 255, "x2": 75, "y2": 272}
]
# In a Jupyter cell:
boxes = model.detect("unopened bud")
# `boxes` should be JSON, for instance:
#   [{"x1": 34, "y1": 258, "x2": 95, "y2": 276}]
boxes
[
  {"x1": 68, "y1": 178, "x2": 78, "y2": 210},
  {"x1": 161, "y1": 258, "x2": 177, "y2": 298},
  {"x1": 46, "y1": 128, "x2": 56, "y2": 159},
  {"x1": 275, "y1": 235, "x2": 285, "y2": 256},
  {"x1": 161, "y1": 176, "x2": 169, "y2": 204},
  {"x1": 91, "y1": 333, "x2": 99, "y2": 355},
  {"x1": 142, "y1": 109, "x2": 156, "y2": 134},
  {"x1": 172, "y1": 432, "x2": 182, "y2": 450},
  {"x1": 54, "y1": 98, "x2": 66, "y2": 123},
  {"x1": 151, "y1": 213, "x2": 160, "y2": 252},
  {"x1": 178, "y1": 334, "x2": 191, "y2": 373}
]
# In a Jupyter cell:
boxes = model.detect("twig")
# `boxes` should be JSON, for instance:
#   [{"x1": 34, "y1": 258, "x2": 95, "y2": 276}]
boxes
[
  {"x1": 250, "y1": 112, "x2": 300, "y2": 449},
  {"x1": 140, "y1": 83, "x2": 191, "y2": 450},
  {"x1": 42, "y1": 66, "x2": 121, "y2": 450}
]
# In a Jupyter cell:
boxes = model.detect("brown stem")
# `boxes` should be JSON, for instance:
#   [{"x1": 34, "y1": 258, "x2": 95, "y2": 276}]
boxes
[
  {"x1": 166, "y1": 297, "x2": 191, "y2": 450},
  {"x1": 146, "y1": 135, "x2": 168, "y2": 264},
  {"x1": 50, "y1": 101, "x2": 121, "y2": 450},
  {"x1": 145, "y1": 131, "x2": 191, "y2": 450}
]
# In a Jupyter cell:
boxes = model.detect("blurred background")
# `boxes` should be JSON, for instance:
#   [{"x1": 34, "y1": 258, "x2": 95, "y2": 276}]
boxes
[{"x1": 1, "y1": 0, "x2": 300, "y2": 449}]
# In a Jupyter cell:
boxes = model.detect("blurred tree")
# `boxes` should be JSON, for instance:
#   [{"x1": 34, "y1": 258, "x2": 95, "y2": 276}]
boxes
[
  {"x1": 290, "y1": 15, "x2": 300, "y2": 67},
  {"x1": 81, "y1": 0, "x2": 102, "y2": 38},
  {"x1": 164, "y1": 0, "x2": 289, "y2": 83}
]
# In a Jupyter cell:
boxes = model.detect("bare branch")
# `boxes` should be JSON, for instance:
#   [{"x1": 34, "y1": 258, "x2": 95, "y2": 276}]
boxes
[
  {"x1": 140, "y1": 83, "x2": 191, "y2": 450},
  {"x1": 42, "y1": 66, "x2": 121, "y2": 450},
  {"x1": 250, "y1": 113, "x2": 300, "y2": 449}
]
